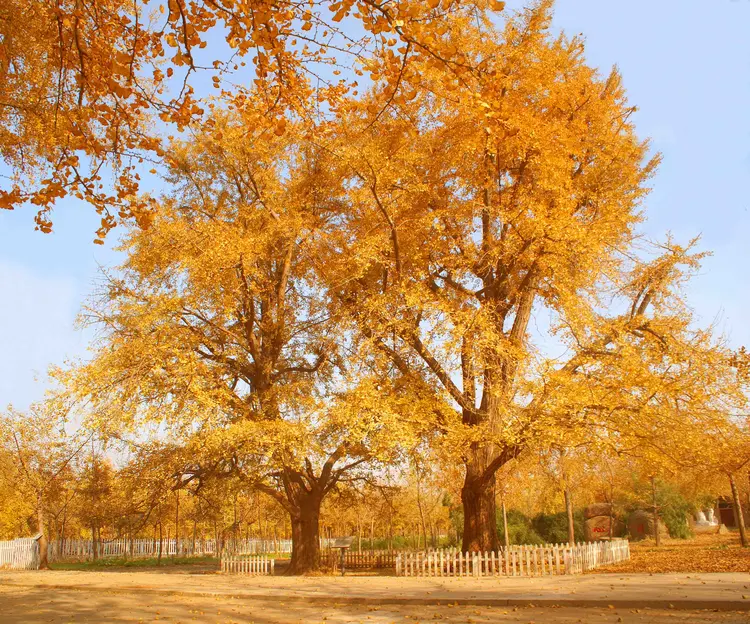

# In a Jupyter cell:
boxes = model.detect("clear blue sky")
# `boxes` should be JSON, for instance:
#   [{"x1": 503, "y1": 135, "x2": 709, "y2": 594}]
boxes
[{"x1": 1, "y1": 0, "x2": 748, "y2": 410}]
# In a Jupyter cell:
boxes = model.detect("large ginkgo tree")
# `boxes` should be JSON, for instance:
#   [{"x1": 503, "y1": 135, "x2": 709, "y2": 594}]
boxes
[{"x1": 319, "y1": 3, "x2": 747, "y2": 550}]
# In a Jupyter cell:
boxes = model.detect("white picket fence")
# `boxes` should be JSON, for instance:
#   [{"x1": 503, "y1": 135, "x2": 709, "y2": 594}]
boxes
[
  {"x1": 46, "y1": 537, "x2": 309, "y2": 562},
  {"x1": 47, "y1": 538, "x2": 217, "y2": 562},
  {"x1": 221, "y1": 554, "x2": 275, "y2": 575},
  {"x1": 396, "y1": 540, "x2": 630, "y2": 577},
  {"x1": 224, "y1": 538, "x2": 295, "y2": 555},
  {"x1": 0, "y1": 538, "x2": 40, "y2": 570}
]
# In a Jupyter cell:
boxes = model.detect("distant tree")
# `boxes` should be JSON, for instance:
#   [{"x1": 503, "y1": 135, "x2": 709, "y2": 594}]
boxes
[{"x1": 0, "y1": 403, "x2": 89, "y2": 568}]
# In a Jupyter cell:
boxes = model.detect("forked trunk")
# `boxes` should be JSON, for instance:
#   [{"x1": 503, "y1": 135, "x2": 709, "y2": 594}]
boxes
[
  {"x1": 461, "y1": 466, "x2": 499, "y2": 552},
  {"x1": 288, "y1": 494, "x2": 322, "y2": 574}
]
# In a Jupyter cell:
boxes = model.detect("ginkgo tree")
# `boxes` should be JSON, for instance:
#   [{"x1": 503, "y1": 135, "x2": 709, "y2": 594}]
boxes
[
  {"x1": 319, "y1": 3, "x2": 748, "y2": 551},
  {"x1": 0, "y1": 403, "x2": 91, "y2": 568},
  {"x1": 61, "y1": 108, "x2": 423, "y2": 573}
]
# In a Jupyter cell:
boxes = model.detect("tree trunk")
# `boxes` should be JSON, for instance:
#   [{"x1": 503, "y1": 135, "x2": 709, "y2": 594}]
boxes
[
  {"x1": 501, "y1": 499, "x2": 510, "y2": 548},
  {"x1": 60, "y1": 505, "x2": 68, "y2": 559},
  {"x1": 728, "y1": 472, "x2": 748, "y2": 548},
  {"x1": 608, "y1": 483, "x2": 615, "y2": 539},
  {"x1": 564, "y1": 487, "x2": 575, "y2": 545},
  {"x1": 461, "y1": 467, "x2": 499, "y2": 552},
  {"x1": 388, "y1": 512, "x2": 393, "y2": 551},
  {"x1": 91, "y1": 523, "x2": 98, "y2": 561},
  {"x1": 651, "y1": 476, "x2": 661, "y2": 547},
  {"x1": 288, "y1": 493, "x2": 322, "y2": 575},
  {"x1": 192, "y1": 519, "x2": 197, "y2": 556},
  {"x1": 157, "y1": 521, "x2": 163, "y2": 565},
  {"x1": 37, "y1": 496, "x2": 49, "y2": 570},
  {"x1": 175, "y1": 490, "x2": 180, "y2": 557},
  {"x1": 369, "y1": 519, "x2": 374, "y2": 556}
]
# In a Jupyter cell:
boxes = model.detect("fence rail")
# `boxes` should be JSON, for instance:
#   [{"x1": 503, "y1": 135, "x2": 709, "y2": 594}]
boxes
[
  {"x1": 47, "y1": 538, "x2": 217, "y2": 562},
  {"x1": 396, "y1": 540, "x2": 630, "y2": 577},
  {"x1": 221, "y1": 554, "x2": 275, "y2": 575},
  {"x1": 327, "y1": 549, "x2": 397, "y2": 570},
  {"x1": 0, "y1": 538, "x2": 40, "y2": 570},
  {"x1": 46, "y1": 537, "x2": 337, "y2": 562}
]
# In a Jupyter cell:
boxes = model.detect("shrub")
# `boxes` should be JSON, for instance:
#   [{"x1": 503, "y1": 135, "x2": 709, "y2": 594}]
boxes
[
  {"x1": 496, "y1": 509, "x2": 544, "y2": 545},
  {"x1": 656, "y1": 483, "x2": 694, "y2": 539},
  {"x1": 531, "y1": 510, "x2": 585, "y2": 544},
  {"x1": 625, "y1": 476, "x2": 694, "y2": 539}
]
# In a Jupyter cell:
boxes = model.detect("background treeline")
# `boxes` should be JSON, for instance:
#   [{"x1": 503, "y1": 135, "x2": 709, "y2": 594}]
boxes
[{"x1": 2, "y1": 413, "x2": 742, "y2": 553}]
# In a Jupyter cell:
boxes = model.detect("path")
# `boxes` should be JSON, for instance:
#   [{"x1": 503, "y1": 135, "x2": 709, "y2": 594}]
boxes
[
  {"x1": 2, "y1": 585, "x2": 750, "y2": 624},
  {"x1": 2, "y1": 569, "x2": 750, "y2": 610}
]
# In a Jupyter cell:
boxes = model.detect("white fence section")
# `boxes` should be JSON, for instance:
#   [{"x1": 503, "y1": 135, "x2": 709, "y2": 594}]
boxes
[
  {"x1": 221, "y1": 554, "x2": 275, "y2": 575},
  {"x1": 396, "y1": 540, "x2": 630, "y2": 577},
  {"x1": 0, "y1": 538, "x2": 40, "y2": 570},
  {"x1": 225, "y1": 538, "x2": 294, "y2": 554},
  {"x1": 46, "y1": 537, "x2": 325, "y2": 562},
  {"x1": 47, "y1": 538, "x2": 218, "y2": 562}
]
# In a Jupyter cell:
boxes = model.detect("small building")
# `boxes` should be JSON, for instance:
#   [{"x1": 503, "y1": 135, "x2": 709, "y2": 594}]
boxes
[{"x1": 716, "y1": 497, "x2": 737, "y2": 528}]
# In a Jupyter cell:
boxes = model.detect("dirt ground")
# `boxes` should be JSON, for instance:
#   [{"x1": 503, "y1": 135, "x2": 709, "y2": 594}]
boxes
[
  {"x1": 1, "y1": 585, "x2": 749, "y2": 624},
  {"x1": 2, "y1": 534, "x2": 747, "y2": 622},
  {"x1": 589, "y1": 533, "x2": 750, "y2": 574}
]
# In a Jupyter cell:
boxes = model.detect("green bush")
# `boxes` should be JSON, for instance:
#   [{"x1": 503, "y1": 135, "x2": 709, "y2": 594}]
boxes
[
  {"x1": 656, "y1": 482, "x2": 694, "y2": 539},
  {"x1": 496, "y1": 509, "x2": 544, "y2": 545},
  {"x1": 531, "y1": 510, "x2": 584, "y2": 544},
  {"x1": 449, "y1": 503, "x2": 586, "y2": 547},
  {"x1": 626, "y1": 477, "x2": 694, "y2": 539},
  {"x1": 359, "y1": 535, "x2": 454, "y2": 550}
]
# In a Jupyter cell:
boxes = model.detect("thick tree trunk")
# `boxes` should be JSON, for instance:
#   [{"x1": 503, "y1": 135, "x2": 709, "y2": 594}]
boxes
[
  {"x1": 564, "y1": 487, "x2": 575, "y2": 545},
  {"x1": 37, "y1": 497, "x2": 48, "y2": 570},
  {"x1": 461, "y1": 467, "x2": 499, "y2": 552},
  {"x1": 728, "y1": 473, "x2": 747, "y2": 548},
  {"x1": 288, "y1": 494, "x2": 322, "y2": 574}
]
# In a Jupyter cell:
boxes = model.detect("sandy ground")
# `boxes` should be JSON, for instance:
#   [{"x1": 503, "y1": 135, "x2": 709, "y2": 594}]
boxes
[
  {"x1": 4, "y1": 568, "x2": 750, "y2": 607},
  {"x1": 1, "y1": 585, "x2": 749, "y2": 624}
]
